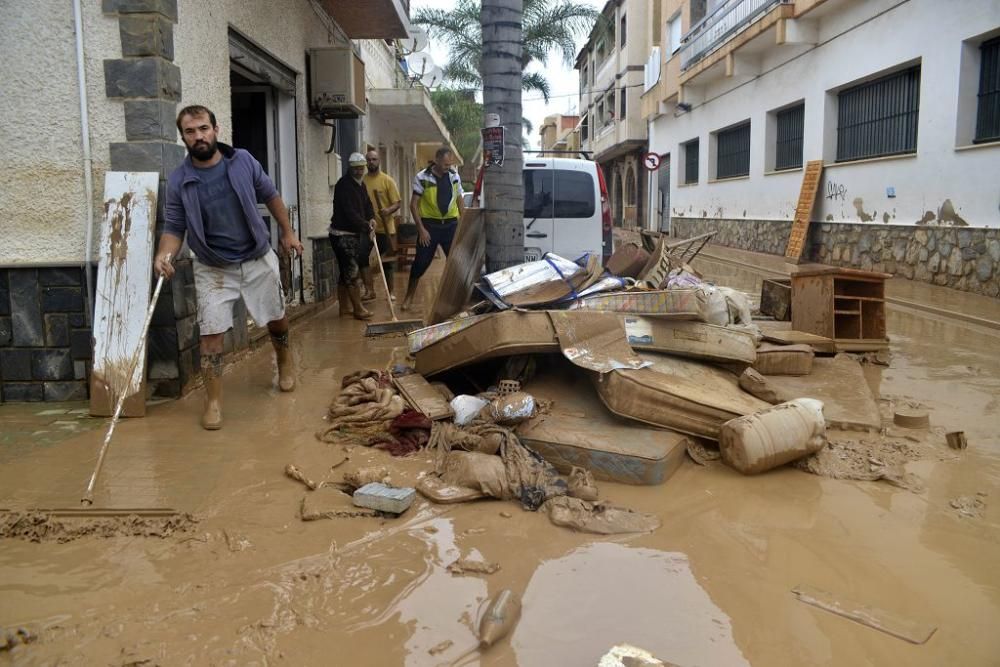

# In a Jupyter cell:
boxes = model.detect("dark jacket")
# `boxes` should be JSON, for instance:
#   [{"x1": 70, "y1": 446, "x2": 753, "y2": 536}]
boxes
[
  {"x1": 330, "y1": 174, "x2": 374, "y2": 234},
  {"x1": 164, "y1": 143, "x2": 278, "y2": 266}
]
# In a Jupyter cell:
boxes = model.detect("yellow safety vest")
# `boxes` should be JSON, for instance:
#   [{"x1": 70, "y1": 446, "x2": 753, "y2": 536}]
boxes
[{"x1": 414, "y1": 167, "x2": 461, "y2": 220}]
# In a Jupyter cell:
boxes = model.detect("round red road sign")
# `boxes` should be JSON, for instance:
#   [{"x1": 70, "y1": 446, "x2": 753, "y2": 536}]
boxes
[{"x1": 643, "y1": 152, "x2": 662, "y2": 170}]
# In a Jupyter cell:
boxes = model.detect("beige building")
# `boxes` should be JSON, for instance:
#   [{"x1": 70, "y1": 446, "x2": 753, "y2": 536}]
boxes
[
  {"x1": 539, "y1": 114, "x2": 582, "y2": 157},
  {"x1": 0, "y1": 0, "x2": 455, "y2": 402},
  {"x1": 576, "y1": 0, "x2": 651, "y2": 229}
]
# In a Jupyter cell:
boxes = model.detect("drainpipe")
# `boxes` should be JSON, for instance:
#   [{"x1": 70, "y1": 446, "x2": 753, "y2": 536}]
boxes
[{"x1": 73, "y1": 0, "x2": 95, "y2": 326}]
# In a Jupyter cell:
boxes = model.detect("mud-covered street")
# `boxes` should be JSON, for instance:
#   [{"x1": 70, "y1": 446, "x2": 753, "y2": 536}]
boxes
[{"x1": 2, "y1": 253, "x2": 999, "y2": 666}]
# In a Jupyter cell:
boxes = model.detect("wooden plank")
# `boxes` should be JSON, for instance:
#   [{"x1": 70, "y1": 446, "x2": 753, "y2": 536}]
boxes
[
  {"x1": 757, "y1": 323, "x2": 837, "y2": 353},
  {"x1": 90, "y1": 172, "x2": 159, "y2": 417},
  {"x1": 784, "y1": 160, "x2": 824, "y2": 262},
  {"x1": 791, "y1": 274, "x2": 834, "y2": 338},
  {"x1": 792, "y1": 585, "x2": 936, "y2": 645},
  {"x1": 393, "y1": 373, "x2": 454, "y2": 420},
  {"x1": 426, "y1": 208, "x2": 485, "y2": 325}
]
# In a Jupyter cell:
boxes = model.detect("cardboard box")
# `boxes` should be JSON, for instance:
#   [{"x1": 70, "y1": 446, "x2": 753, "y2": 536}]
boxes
[
  {"x1": 622, "y1": 316, "x2": 757, "y2": 365},
  {"x1": 518, "y1": 365, "x2": 690, "y2": 485},
  {"x1": 592, "y1": 352, "x2": 770, "y2": 440},
  {"x1": 605, "y1": 243, "x2": 651, "y2": 278}
]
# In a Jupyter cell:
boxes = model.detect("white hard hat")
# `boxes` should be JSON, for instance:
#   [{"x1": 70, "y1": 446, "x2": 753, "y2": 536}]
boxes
[{"x1": 348, "y1": 152, "x2": 366, "y2": 166}]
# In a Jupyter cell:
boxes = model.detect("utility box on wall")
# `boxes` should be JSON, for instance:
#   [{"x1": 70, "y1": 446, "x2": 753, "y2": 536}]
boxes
[{"x1": 309, "y1": 47, "x2": 366, "y2": 118}]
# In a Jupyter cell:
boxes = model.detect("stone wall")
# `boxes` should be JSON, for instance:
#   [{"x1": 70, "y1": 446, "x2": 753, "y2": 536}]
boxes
[
  {"x1": 671, "y1": 217, "x2": 1000, "y2": 298},
  {"x1": 0, "y1": 268, "x2": 93, "y2": 401}
]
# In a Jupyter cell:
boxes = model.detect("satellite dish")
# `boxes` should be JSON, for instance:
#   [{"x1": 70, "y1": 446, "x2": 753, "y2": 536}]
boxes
[
  {"x1": 399, "y1": 27, "x2": 429, "y2": 54},
  {"x1": 406, "y1": 51, "x2": 436, "y2": 74},
  {"x1": 417, "y1": 64, "x2": 444, "y2": 88}
]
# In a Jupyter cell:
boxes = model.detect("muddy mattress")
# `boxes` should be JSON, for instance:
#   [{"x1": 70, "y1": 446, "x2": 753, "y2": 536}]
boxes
[{"x1": 518, "y1": 365, "x2": 690, "y2": 485}]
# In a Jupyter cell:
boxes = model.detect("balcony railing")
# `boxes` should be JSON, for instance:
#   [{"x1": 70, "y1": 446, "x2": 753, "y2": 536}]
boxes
[{"x1": 680, "y1": 0, "x2": 785, "y2": 71}]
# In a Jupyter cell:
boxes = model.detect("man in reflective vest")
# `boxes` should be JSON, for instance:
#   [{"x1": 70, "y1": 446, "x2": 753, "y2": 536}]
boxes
[{"x1": 402, "y1": 146, "x2": 465, "y2": 311}]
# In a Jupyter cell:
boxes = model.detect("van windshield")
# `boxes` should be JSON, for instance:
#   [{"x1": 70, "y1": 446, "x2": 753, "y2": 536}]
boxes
[{"x1": 523, "y1": 169, "x2": 595, "y2": 219}]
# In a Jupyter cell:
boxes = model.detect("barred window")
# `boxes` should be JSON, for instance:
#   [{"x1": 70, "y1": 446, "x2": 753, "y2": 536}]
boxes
[
  {"x1": 837, "y1": 66, "x2": 920, "y2": 162},
  {"x1": 683, "y1": 138, "x2": 699, "y2": 184},
  {"x1": 975, "y1": 36, "x2": 1000, "y2": 143},
  {"x1": 716, "y1": 121, "x2": 750, "y2": 179},
  {"x1": 775, "y1": 104, "x2": 804, "y2": 170}
]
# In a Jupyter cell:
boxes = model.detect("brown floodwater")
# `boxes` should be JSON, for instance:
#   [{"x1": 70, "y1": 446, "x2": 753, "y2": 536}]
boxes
[{"x1": 1, "y1": 259, "x2": 999, "y2": 665}]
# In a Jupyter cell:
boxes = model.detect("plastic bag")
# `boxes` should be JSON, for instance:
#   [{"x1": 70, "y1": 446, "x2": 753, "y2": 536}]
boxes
[{"x1": 451, "y1": 395, "x2": 490, "y2": 426}]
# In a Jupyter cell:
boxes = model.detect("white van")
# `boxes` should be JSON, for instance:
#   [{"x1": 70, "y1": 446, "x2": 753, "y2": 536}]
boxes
[
  {"x1": 467, "y1": 158, "x2": 613, "y2": 263},
  {"x1": 522, "y1": 157, "x2": 612, "y2": 263}
]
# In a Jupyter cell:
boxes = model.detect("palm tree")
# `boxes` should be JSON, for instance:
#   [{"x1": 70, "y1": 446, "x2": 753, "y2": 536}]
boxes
[
  {"x1": 480, "y1": 0, "x2": 525, "y2": 270},
  {"x1": 413, "y1": 0, "x2": 599, "y2": 103}
]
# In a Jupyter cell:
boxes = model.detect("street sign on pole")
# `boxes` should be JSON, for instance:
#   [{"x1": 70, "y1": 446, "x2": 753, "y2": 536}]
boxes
[
  {"x1": 642, "y1": 152, "x2": 662, "y2": 171},
  {"x1": 481, "y1": 126, "x2": 505, "y2": 167}
]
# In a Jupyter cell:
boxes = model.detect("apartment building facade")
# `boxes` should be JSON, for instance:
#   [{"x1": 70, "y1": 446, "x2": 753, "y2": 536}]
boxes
[
  {"x1": 577, "y1": 0, "x2": 651, "y2": 228},
  {"x1": 0, "y1": 0, "x2": 453, "y2": 402},
  {"x1": 642, "y1": 0, "x2": 1000, "y2": 296},
  {"x1": 539, "y1": 114, "x2": 582, "y2": 157}
]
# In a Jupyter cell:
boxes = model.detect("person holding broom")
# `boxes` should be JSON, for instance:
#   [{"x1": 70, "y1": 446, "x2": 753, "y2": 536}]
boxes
[
  {"x1": 330, "y1": 153, "x2": 377, "y2": 321},
  {"x1": 154, "y1": 105, "x2": 303, "y2": 431}
]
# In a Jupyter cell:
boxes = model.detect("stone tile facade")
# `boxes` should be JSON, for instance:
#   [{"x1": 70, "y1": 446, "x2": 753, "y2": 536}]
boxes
[
  {"x1": 0, "y1": 268, "x2": 93, "y2": 402},
  {"x1": 671, "y1": 218, "x2": 1000, "y2": 298},
  {"x1": 311, "y1": 237, "x2": 337, "y2": 303}
]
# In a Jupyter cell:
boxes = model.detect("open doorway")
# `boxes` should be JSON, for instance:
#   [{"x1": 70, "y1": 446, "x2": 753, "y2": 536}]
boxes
[{"x1": 229, "y1": 30, "x2": 302, "y2": 305}]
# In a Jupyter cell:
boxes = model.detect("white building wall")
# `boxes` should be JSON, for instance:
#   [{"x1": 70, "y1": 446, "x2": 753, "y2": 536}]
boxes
[
  {"x1": 651, "y1": 0, "x2": 1000, "y2": 229},
  {"x1": 0, "y1": 2, "x2": 123, "y2": 265}
]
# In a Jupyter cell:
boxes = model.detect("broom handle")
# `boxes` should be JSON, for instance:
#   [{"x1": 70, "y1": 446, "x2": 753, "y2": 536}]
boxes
[
  {"x1": 82, "y1": 256, "x2": 170, "y2": 506},
  {"x1": 371, "y1": 228, "x2": 399, "y2": 322}
]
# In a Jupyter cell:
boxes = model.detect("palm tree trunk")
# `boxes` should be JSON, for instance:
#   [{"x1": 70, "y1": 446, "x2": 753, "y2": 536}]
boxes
[{"x1": 481, "y1": 0, "x2": 524, "y2": 271}]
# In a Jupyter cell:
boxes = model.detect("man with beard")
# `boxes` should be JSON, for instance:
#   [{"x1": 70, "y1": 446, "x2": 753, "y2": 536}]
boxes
[
  {"x1": 362, "y1": 149, "x2": 402, "y2": 301},
  {"x1": 154, "y1": 105, "x2": 303, "y2": 430},
  {"x1": 329, "y1": 153, "x2": 377, "y2": 320}
]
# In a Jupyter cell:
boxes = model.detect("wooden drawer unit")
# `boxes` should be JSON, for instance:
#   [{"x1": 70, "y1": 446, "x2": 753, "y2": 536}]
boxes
[{"x1": 791, "y1": 265, "x2": 889, "y2": 350}]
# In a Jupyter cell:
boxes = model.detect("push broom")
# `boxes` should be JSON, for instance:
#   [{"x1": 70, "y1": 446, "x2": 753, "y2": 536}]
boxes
[{"x1": 364, "y1": 229, "x2": 423, "y2": 337}]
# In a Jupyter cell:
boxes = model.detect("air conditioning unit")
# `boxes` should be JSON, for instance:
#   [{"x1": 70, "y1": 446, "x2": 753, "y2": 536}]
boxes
[{"x1": 309, "y1": 47, "x2": 366, "y2": 118}]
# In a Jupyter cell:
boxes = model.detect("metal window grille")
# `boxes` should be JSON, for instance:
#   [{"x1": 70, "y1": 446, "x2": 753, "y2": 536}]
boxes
[
  {"x1": 684, "y1": 139, "x2": 699, "y2": 184},
  {"x1": 836, "y1": 66, "x2": 920, "y2": 162},
  {"x1": 716, "y1": 121, "x2": 750, "y2": 179},
  {"x1": 775, "y1": 104, "x2": 804, "y2": 170},
  {"x1": 975, "y1": 36, "x2": 1000, "y2": 143},
  {"x1": 620, "y1": 87, "x2": 627, "y2": 118}
]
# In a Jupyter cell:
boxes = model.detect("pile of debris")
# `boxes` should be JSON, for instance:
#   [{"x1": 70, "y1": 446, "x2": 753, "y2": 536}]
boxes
[{"x1": 306, "y1": 232, "x2": 946, "y2": 532}]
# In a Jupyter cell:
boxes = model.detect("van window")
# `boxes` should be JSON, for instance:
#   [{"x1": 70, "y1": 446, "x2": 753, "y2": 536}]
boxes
[
  {"x1": 523, "y1": 169, "x2": 553, "y2": 218},
  {"x1": 554, "y1": 170, "x2": 595, "y2": 218}
]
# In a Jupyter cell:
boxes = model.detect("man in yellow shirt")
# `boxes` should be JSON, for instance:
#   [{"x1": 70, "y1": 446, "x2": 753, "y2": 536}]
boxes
[{"x1": 361, "y1": 150, "x2": 402, "y2": 301}]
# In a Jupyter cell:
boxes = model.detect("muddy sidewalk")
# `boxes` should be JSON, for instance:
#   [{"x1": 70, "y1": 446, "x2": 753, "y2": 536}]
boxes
[{"x1": 1, "y1": 262, "x2": 1000, "y2": 665}]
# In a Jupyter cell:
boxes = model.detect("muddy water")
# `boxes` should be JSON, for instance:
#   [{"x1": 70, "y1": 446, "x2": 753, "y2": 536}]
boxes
[{"x1": 2, "y1": 261, "x2": 1000, "y2": 665}]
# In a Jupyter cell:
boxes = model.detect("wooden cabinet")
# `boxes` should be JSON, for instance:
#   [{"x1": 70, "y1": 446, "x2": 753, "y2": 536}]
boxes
[{"x1": 791, "y1": 265, "x2": 890, "y2": 350}]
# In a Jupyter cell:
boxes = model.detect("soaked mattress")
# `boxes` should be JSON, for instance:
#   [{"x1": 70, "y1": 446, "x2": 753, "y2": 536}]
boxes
[
  {"x1": 518, "y1": 365, "x2": 690, "y2": 485},
  {"x1": 592, "y1": 352, "x2": 770, "y2": 441},
  {"x1": 622, "y1": 316, "x2": 757, "y2": 365}
]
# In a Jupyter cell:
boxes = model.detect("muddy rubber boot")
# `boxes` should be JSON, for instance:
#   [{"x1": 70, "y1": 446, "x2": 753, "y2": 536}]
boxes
[
  {"x1": 338, "y1": 285, "x2": 353, "y2": 316},
  {"x1": 273, "y1": 335, "x2": 295, "y2": 392},
  {"x1": 201, "y1": 375, "x2": 223, "y2": 430},
  {"x1": 349, "y1": 284, "x2": 373, "y2": 320}
]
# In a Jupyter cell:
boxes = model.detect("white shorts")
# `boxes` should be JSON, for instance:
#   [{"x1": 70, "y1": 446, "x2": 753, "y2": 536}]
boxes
[{"x1": 193, "y1": 251, "x2": 286, "y2": 336}]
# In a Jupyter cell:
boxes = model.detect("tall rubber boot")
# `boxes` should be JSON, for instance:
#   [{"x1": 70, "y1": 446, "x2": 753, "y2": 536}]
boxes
[
  {"x1": 349, "y1": 283, "x2": 372, "y2": 320},
  {"x1": 338, "y1": 285, "x2": 353, "y2": 316},
  {"x1": 272, "y1": 331, "x2": 295, "y2": 392},
  {"x1": 201, "y1": 373, "x2": 223, "y2": 430}
]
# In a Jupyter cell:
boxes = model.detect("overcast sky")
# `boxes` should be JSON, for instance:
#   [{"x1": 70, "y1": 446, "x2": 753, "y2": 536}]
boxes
[{"x1": 409, "y1": 0, "x2": 605, "y2": 151}]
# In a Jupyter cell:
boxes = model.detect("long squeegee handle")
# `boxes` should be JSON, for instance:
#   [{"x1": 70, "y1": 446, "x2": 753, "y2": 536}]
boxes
[{"x1": 82, "y1": 255, "x2": 171, "y2": 506}]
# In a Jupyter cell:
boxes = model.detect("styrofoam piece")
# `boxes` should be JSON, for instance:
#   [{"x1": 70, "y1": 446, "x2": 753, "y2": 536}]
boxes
[
  {"x1": 352, "y1": 483, "x2": 416, "y2": 514},
  {"x1": 452, "y1": 395, "x2": 490, "y2": 425}
]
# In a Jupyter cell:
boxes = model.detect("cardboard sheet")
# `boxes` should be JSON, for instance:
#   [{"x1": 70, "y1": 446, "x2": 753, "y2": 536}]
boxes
[
  {"x1": 761, "y1": 355, "x2": 881, "y2": 430},
  {"x1": 519, "y1": 365, "x2": 690, "y2": 485},
  {"x1": 592, "y1": 352, "x2": 770, "y2": 440},
  {"x1": 548, "y1": 311, "x2": 650, "y2": 373},
  {"x1": 393, "y1": 373, "x2": 454, "y2": 420},
  {"x1": 427, "y1": 209, "x2": 486, "y2": 325},
  {"x1": 623, "y1": 316, "x2": 757, "y2": 365}
]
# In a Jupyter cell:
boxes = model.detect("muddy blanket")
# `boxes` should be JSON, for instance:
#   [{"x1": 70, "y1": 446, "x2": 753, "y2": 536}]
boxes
[{"x1": 316, "y1": 370, "x2": 406, "y2": 445}]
